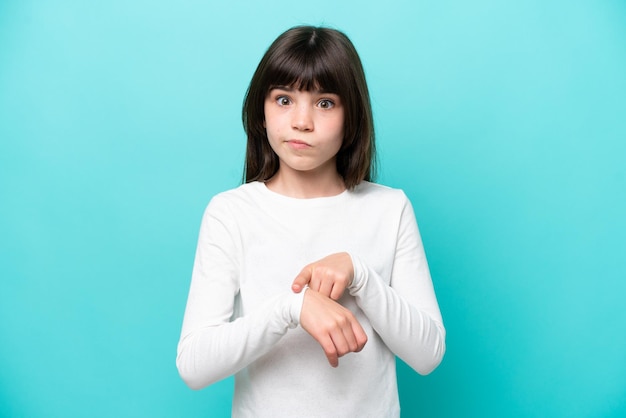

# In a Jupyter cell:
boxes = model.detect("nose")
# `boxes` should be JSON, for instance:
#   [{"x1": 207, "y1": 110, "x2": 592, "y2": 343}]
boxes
[{"x1": 292, "y1": 104, "x2": 313, "y2": 131}]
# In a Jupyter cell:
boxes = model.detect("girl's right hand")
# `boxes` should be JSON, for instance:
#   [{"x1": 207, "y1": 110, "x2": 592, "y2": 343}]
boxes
[{"x1": 299, "y1": 289, "x2": 368, "y2": 367}]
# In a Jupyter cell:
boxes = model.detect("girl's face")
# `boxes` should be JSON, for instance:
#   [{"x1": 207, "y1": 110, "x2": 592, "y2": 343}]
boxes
[{"x1": 264, "y1": 87, "x2": 344, "y2": 179}]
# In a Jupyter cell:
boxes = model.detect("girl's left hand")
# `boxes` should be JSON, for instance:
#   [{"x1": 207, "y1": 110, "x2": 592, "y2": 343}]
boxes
[{"x1": 292, "y1": 252, "x2": 354, "y2": 300}]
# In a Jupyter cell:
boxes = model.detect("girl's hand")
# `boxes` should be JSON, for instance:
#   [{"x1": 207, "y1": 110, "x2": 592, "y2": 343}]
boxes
[
  {"x1": 299, "y1": 289, "x2": 368, "y2": 367},
  {"x1": 292, "y1": 252, "x2": 354, "y2": 300}
]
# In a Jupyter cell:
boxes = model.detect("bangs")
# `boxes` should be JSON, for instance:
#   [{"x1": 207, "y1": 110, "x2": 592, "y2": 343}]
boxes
[{"x1": 264, "y1": 48, "x2": 342, "y2": 94}]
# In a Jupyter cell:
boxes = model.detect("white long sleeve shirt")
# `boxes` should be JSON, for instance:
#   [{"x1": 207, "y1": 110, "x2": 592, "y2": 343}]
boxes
[{"x1": 177, "y1": 181, "x2": 446, "y2": 417}]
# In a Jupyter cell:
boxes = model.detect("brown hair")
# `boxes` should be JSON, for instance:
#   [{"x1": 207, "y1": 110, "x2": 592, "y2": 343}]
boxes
[{"x1": 242, "y1": 25, "x2": 376, "y2": 189}]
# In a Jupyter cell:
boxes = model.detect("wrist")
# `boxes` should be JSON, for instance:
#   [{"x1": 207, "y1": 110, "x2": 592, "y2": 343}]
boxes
[
  {"x1": 291, "y1": 287, "x2": 308, "y2": 326},
  {"x1": 346, "y1": 252, "x2": 364, "y2": 294}
]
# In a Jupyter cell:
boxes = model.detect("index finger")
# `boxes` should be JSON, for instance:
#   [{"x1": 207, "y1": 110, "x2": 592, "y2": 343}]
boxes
[{"x1": 292, "y1": 266, "x2": 312, "y2": 293}]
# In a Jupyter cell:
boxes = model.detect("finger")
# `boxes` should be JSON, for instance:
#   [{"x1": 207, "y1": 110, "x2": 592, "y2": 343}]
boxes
[
  {"x1": 319, "y1": 335, "x2": 339, "y2": 367},
  {"x1": 292, "y1": 267, "x2": 312, "y2": 293},
  {"x1": 318, "y1": 276, "x2": 334, "y2": 298},
  {"x1": 336, "y1": 310, "x2": 365, "y2": 353},
  {"x1": 339, "y1": 319, "x2": 360, "y2": 353},
  {"x1": 351, "y1": 319, "x2": 368, "y2": 352},
  {"x1": 329, "y1": 320, "x2": 352, "y2": 357},
  {"x1": 308, "y1": 272, "x2": 322, "y2": 293},
  {"x1": 329, "y1": 282, "x2": 346, "y2": 301}
]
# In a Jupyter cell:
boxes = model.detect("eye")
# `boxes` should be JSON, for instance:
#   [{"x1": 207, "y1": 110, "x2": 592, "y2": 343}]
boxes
[
  {"x1": 276, "y1": 96, "x2": 291, "y2": 106},
  {"x1": 318, "y1": 99, "x2": 335, "y2": 109}
]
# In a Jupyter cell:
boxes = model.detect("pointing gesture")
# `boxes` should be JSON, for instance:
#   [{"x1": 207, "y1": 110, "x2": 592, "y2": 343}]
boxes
[{"x1": 292, "y1": 252, "x2": 354, "y2": 300}]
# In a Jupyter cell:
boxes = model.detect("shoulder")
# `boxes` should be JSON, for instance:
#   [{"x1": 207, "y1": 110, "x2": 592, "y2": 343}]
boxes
[
  {"x1": 207, "y1": 182, "x2": 263, "y2": 207},
  {"x1": 201, "y1": 182, "x2": 265, "y2": 220},
  {"x1": 347, "y1": 182, "x2": 415, "y2": 223},
  {"x1": 351, "y1": 181, "x2": 410, "y2": 207}
]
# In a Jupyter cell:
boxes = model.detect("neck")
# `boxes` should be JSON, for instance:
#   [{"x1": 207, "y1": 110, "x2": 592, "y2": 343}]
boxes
[{"x1": 265, "y1": 167, "x2": 345, "y2": 199}]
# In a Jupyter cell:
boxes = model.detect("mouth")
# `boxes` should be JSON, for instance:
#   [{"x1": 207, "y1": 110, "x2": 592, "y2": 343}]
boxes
[{"x1": 285, "y1": 139, "x2": 311, "y2": 150}]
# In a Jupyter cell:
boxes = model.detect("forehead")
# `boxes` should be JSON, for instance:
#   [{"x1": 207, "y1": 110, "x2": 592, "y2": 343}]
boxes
[
  {"x1": 268, "y1": 77, "x2": 330, "y2": 93},
  {"x1": 268, "y1": 83, "x2": 338, "y2": 95},
  {"x1": 266, "y1": 77, "x2": 343, "y2": 101},
  {"x1": 264, "y1": 54, "x2": 342, "y2": 94}
]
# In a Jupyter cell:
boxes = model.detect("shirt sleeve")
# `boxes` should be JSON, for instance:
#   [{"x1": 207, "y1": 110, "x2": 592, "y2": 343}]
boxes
[
  {"x1": 348, "y1": 194, "x2": 446, "y2": 375},
  {"x1": 176, "y1": 196, "x2": 306, "y2": 390}
]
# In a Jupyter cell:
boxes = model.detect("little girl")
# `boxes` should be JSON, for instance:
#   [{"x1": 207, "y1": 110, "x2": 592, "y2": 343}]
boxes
[{"x1": 177, "y1": 25, "x2": 446, "y2": 417}]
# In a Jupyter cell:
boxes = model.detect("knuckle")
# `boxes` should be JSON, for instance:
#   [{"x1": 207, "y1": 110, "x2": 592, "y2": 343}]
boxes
[{"x1": 343, "y1": 312, "x2": 355, "y2": 323}]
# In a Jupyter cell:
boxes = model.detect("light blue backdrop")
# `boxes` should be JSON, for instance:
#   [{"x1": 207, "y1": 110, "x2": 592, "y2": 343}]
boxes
[{"x1": 1, "y1": 1, "x2": 625, "y2": 417}]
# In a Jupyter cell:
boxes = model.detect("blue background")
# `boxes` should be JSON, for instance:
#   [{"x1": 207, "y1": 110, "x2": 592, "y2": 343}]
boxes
[{"x1": 1, "y1": 1, "x2": 625, "y2": 417}]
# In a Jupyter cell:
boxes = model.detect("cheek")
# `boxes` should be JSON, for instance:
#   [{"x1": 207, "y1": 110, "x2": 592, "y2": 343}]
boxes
[
  {"x1": 333, "y1": 109, "x2": 346, "y2": 133},
  {"x1": 332, "y1": 116, "x2": 346, "y2": 140},
  {"x1": 264, "y1": 122, "x2": 283, "y2": 150},
  {"x1": 263, "y1": 110, "x2": 283, "y2": 135},
  {"x1": 265, "y1": 122, "x2": 282, "y2": 141}
]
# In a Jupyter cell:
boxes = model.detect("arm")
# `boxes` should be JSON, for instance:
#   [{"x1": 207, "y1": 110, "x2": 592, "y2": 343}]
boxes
[
  {"x1": 348, "y1": 198, "x2": 446, "y2": 375},
  {"x1": 177, "y1": 292, "x2": 305, "y2": 390},
  {"x1": 176, "y1": 198, "x2": 305, "y2": 389},
  {"x1": 176, "y1": 197, "x2": 366, "y2": 387},
  {"x1": 291, "y1": 196, "x2": 446, "y2": 374}
]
